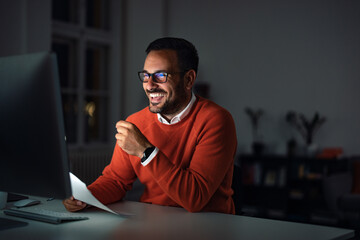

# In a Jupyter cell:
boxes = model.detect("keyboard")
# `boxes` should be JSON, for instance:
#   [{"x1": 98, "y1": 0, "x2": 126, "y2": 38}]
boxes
[{"x1": 4, "y1": 207, "x2": 89, "y2": 224}]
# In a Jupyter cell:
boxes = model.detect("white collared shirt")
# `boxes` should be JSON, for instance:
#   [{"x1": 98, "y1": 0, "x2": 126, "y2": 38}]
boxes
[{"x1": 142, "y1": 92, "x2": 197, "y2": 166}]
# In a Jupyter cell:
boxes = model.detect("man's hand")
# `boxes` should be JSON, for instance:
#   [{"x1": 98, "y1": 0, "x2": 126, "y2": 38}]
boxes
[
  {"x1": 115, "y1": 120, "x2": 153, "y2": 158},
  {"x1": 62, "y1": 196, "x2": 87, "y2": 212}
]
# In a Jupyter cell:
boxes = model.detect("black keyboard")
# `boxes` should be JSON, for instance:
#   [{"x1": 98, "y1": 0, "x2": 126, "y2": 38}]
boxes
[{"x1": 4, "y1": 208, "x2": 89, "y2": 224}]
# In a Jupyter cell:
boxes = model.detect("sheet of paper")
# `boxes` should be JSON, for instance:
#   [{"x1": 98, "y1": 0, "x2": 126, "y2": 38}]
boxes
[{"x1": 69, "y1": 172, "x2": 131, "y2": 216}]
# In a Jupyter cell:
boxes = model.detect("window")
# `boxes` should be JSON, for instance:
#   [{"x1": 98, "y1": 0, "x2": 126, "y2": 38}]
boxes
[{"x1": 51, "y1": 0, "x2": 119, "y2": 148}]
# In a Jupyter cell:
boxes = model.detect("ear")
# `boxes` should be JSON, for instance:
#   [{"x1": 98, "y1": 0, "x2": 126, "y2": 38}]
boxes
[{"x1": 184, "y1": 69, "x2": 196, "y2": 90}]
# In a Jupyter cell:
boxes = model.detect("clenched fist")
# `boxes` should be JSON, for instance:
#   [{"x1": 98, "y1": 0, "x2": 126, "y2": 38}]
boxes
[{"x1": 115, "y1": 120, "x2": 153, "y2": 158}]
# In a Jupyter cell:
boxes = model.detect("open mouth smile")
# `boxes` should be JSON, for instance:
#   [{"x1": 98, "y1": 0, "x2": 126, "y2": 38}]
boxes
[{"x1": 149, "y1": 93, "x2": 166, "y2": 104}]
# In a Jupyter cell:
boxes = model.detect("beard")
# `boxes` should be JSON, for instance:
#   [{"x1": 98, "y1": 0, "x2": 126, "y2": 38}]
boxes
[
  {"x1": 149, "y1": 96, "x2": 183, "y2": 115},
  {"x1": 147, "y1": 81, "x2": 187, "y2": 116}
]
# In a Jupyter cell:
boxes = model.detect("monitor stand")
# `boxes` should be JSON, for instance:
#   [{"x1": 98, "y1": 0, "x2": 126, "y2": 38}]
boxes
[{"x1": 0, "y1": 217, "x2": 28, "y2": 231}]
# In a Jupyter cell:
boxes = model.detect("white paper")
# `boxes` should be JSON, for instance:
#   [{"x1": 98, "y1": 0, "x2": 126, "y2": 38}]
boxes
[{"x1": 69, "y1": 172, "x2": 122, "y2": 215}]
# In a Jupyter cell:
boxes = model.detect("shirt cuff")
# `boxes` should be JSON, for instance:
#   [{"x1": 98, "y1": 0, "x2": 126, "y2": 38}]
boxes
[{"x1": 141, "y1": 147, "x2": 159, "y2": 166}]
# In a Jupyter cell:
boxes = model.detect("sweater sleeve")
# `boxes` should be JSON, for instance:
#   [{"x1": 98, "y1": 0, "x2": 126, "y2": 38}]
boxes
[
  {"x1": 144, "y1": 109, "x2": 237, "y2": 212},
  {"x1": 87, "y1": 144, "x2": 137, "y2": 204}
]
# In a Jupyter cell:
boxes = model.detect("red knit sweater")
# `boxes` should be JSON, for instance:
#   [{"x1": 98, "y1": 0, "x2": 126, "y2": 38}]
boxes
[{"x1": 88, "y1": 96, "x2": 237, "y2": 214}]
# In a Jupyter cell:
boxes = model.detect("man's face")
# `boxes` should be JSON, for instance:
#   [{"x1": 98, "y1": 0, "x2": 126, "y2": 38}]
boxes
[{"x1": 142, "y1": 49, "x2": 190, "y2": 119}]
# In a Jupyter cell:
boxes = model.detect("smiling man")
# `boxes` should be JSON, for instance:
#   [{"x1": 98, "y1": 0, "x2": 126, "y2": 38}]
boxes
[{"x1": 63, "y1": 37, "x2": 238, "y2": 214}]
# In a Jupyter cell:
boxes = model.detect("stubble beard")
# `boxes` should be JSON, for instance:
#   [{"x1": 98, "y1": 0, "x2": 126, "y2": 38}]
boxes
[
  {"x1": 147, "y1": 81, "x2": 187, "y2": 116},
  {"x1": 148, "y1": 94, "x2": 184, "y2": 116}
]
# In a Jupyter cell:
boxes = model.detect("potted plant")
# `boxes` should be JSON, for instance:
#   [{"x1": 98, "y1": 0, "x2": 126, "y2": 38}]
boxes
[
  {"x1": 286, "y1": 111, "x2": 326, "y2": 155},
  {"x1": 245, "y1": 107, "x2": 264, "y2": 155}
]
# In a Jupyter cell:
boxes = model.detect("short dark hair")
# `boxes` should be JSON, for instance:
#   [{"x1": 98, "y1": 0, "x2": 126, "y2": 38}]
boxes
[{"x1": 145, "y1": 37, "x2": 199, "y2": 74}]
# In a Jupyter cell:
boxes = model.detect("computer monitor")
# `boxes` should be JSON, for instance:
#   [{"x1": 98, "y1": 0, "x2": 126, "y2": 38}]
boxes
[{"x1": 0, "y1": 52, "x2": 71, "y2": 200}]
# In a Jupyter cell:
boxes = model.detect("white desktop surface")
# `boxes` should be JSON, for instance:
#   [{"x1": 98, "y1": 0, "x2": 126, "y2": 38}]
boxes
[{"x1": 0, "y1": 197, "x2": 355, "y2": 240}]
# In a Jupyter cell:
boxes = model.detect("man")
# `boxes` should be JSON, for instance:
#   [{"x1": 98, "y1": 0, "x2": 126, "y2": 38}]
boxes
[{"x1": 63, "y1": 37, "x2": 237, "y2": 214}]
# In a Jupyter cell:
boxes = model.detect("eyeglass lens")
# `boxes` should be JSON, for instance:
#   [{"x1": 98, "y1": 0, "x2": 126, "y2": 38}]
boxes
[{"x1": 140, "y1": 72, "x2": 167, "y2": 83}]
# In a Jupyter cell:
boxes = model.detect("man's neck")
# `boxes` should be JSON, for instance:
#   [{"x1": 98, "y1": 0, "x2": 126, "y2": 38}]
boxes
[
  {"x1": 159, "y1": 92, "x2": 195, "y2": 124},
  {"x1": 161, "y1": 96, "x2": 191, "y2": 122}
]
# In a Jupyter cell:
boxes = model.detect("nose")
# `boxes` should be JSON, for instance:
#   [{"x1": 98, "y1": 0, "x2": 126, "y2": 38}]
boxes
[{"x1": 144, "y1": 76, "x2": 158, "y2": 90}]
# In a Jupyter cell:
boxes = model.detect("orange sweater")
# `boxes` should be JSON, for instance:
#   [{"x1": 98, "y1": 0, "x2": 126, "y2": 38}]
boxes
[{"x1": 88, "y1": 96, "x2": 237, "y2": 214}]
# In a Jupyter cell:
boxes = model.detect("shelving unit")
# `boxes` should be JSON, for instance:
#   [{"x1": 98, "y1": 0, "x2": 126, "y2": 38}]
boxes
[{"x1": 236, "y1": 154, "x2": 349, "y2": 224}]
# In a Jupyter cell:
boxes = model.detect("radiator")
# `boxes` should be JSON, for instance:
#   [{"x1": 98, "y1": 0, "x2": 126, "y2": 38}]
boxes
[{"x1": 68, "y1": 149, "x2": 113, "y2": 185}]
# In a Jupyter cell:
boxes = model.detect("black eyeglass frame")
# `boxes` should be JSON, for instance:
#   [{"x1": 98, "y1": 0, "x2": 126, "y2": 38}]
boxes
[{"x1": 138, "y1": 71, "x2": 186, "y2": 83}]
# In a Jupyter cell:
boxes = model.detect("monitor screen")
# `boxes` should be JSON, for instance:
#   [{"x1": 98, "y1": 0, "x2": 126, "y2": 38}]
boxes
[{"x1": 0, "y1": 52, "x2": 71, "y2": 200}]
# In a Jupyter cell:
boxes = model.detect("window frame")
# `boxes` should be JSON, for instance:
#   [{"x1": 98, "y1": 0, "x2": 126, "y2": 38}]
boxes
[{"x1": 51, "y1": 0, "x2": 122, "y2": 149}]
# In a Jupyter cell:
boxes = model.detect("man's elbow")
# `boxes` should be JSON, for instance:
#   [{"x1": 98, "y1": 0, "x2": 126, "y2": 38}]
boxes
[
  {"x1": 184, "y1": 205, "x2": 203, "y2": 213},
  {"x1": 182, "y1": 199, "x2": 208, "y2": 213}
]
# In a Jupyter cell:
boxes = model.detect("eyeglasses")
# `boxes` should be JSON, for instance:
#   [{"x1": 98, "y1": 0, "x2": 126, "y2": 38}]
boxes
[{"x1": 138, "y1": 71, "x2": 184, "y2": 83}]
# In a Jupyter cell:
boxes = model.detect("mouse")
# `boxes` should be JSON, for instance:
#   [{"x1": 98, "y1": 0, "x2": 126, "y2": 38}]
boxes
[{"x1": 13, "y1": 199, "x2": 41, "y2": 208}]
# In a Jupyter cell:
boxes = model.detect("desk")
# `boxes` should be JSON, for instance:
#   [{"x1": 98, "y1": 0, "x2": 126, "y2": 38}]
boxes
[{"x1": 0, "y1": 197, "x2": 355, "y2": 240}]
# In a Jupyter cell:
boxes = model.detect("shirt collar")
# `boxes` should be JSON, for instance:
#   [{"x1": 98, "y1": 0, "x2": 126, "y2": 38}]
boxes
[{"x1": 157, "y1": 92, "x2": 196, "y2": 125}]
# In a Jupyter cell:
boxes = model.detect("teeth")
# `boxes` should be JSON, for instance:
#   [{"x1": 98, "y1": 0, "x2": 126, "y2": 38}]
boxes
[{"x1": 150, "y1": 93, "x2": 165, "y2": 97}]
